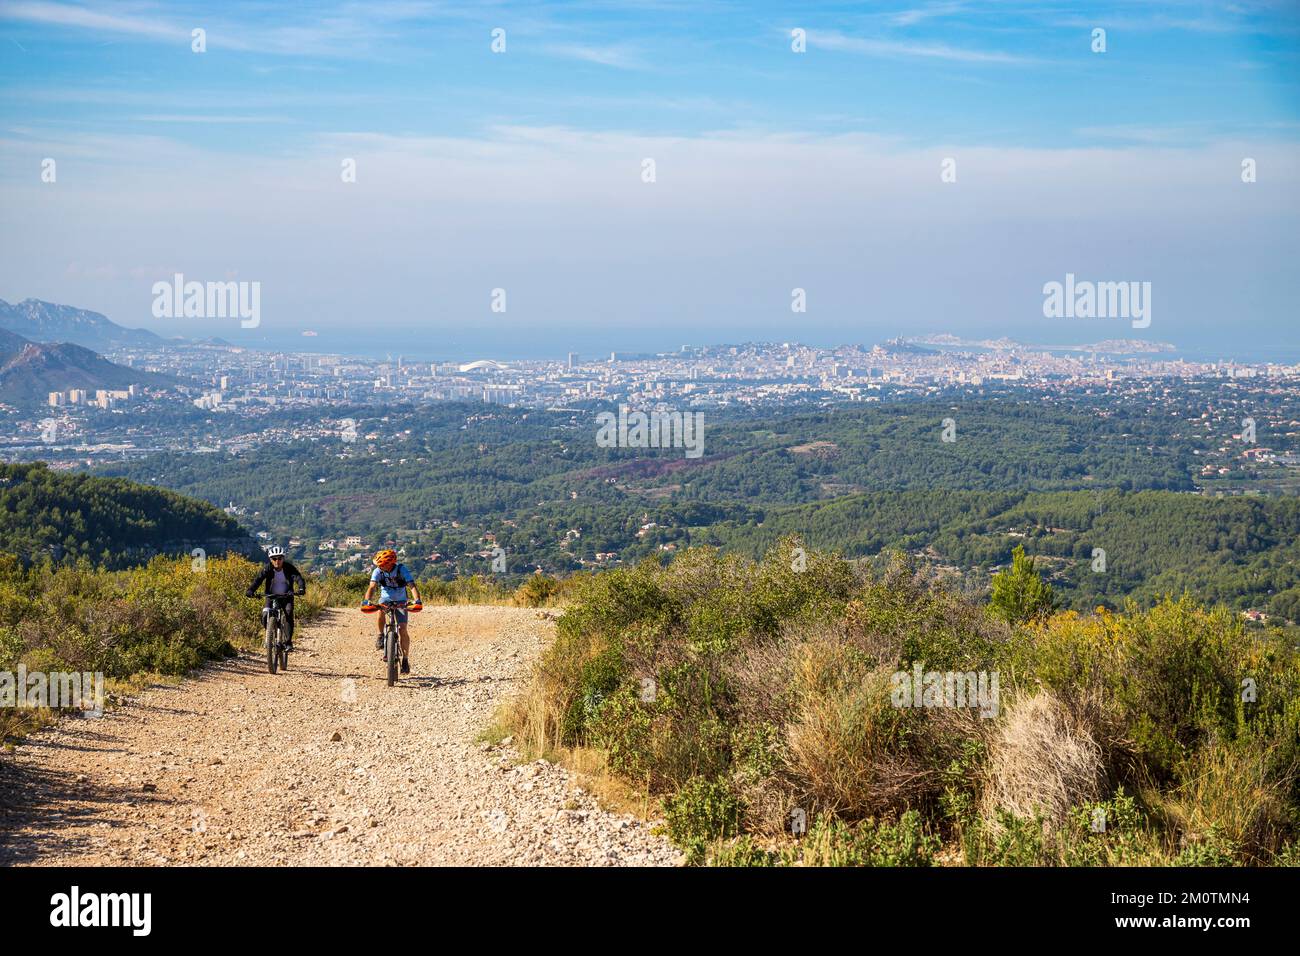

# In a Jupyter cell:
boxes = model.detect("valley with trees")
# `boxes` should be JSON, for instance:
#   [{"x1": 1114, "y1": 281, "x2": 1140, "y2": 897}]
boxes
[{"x1": 90, "y1": 389, "x2": 1300, "y2": 623}]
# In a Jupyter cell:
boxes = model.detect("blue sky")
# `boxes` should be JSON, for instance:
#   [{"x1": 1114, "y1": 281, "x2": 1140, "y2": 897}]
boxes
[{"x1": 1, "y1": 1, "x2": 1298, "y2": 359}]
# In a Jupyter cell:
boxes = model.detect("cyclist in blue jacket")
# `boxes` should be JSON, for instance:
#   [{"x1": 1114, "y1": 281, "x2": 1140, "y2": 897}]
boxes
[{"x1": 362, "y1": 549, "x2": 422, "y2": 674}]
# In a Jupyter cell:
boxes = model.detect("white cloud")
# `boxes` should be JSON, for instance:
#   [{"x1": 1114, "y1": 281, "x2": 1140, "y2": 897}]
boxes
[
  {"x1": 0, "y1": 0, "x2": 454, "y2": 56},
  {"x1": 890, "y1": 2, "x2": 967, "y2": 27},
  {"x1": 542, "y1": 43, "x2": 644, "y2": 69},
  {"x1": 0, "y1": 1, "x2": 184, "y2": 40},
  {"x1": 1, "y1": 126, "x2": 1296, "y2": 348},
  {"x1": 806, "y1": 29, "x2": 1034, "y2": 65},
  {"x1": 133, "y1": 114, "x2": 296, "y2": 124}
]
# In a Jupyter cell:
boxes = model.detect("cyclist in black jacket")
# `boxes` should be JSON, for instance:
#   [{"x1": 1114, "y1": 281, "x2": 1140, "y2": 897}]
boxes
[{"x1": 246, "y1": 546, "x2": 307, "y2": 649}]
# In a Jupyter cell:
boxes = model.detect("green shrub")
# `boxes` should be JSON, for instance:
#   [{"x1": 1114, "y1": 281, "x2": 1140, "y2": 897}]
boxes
[
  {"x1": 1273, "y1": 840, "x2": 1300, "y2": 867},
  {"x1": 732, "y1": 721, "x2": 783, "y2": 784},
  {"x1": 0, "y1": 552, "x2": 267, "y2": 742},
  {"x1": 706, "y1": 836, "x2": 781, "y2": 867},
  {"x1": 589, "y1": 684, "x2": 655, "y2": 779},
  {"x1": 565, "y1": 639, "x2": 625, "y2": 745},
  {"x1": 1173, "y1": 827, "x2": 1241, "y2": 867},
  {"x1": 966, "y1": 811, "x2": 1047, "y2": 867},
  {"x1": 514, "y1": 574, "x2": 561, "y2": 607},
  {"x1": 1020, "y1": 598, "x2": 1300, "y2": 791},
  {"x1": 419, "y1": 574, "x2": 510, "y2": 605},
  {"x1": 310, "y1": 572, "x2": 371, "y2": 608},
  {"x1": 792, "y1": 811, "x2": 940, "y2": 867},
  {"x1": 664, "y1": 778, "x2": 744, "y2": 855},
  {"x1": 1059, "y1": 794, "x2": 1166, "y2": 867},
  {"x1": 989, "y1": 544, "x2": 1058, "y2": 625},
  {"x1": 939, "y1": 737, "x2": 986, "y2": 829},
  {"x1": 502, "y1": 541, "x2": 1300, "y2": 867}
]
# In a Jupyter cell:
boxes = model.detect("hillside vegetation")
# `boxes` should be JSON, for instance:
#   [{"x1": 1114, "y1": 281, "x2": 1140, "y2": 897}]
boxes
[
  {"x1": 0, "y1": 552, "x2": 306, "y2": 742},
  {"x1": 697, "y1": 488, "x2": 1300, "y2": 620},
  {"x1": 0, "y1": 462, "x2": 256, "y2": 567},
  {"x1": 94, "y1": 397, "x2": 1200, "y2": 568},
  {"x1": 93, "y1": 395, "x2": 1300, "y2": 617},
  {"x1": 505, "y1": 540, "x2": 1300, "y2": 866}
]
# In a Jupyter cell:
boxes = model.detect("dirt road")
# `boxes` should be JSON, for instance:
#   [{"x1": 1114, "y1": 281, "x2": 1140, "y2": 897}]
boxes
[{"x1": 0, "y1": 606, "x2": 679, "y2": 866}]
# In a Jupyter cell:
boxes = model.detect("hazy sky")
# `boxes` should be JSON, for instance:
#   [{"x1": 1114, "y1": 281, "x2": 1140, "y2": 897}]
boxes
[{"x1": 1, "y1": 1, "x2": 1298, "y2": 359}]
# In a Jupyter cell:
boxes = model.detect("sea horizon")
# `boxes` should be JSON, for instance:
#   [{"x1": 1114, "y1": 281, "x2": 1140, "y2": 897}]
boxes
[{"x1": 196, "y1": 327, "x2": 1300, "y2": 367}]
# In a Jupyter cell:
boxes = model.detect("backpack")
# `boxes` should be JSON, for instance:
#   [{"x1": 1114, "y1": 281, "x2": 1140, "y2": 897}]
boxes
[{"x1": 376, "y1": 564, "x2": 412, "y2": 590}]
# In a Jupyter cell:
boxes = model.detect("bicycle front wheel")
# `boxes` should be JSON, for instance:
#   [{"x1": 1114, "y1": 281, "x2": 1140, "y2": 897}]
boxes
[{"x1": 266, "y1": 617, "x2": 279, "y2": 675}]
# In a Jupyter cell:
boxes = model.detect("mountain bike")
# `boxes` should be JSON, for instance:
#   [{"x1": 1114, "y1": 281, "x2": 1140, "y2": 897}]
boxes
[
  {"x1": 363, "y1": 599, "x2": 420, "y2": 686},
  {"x1": 264, "y1": 594, "x2": 292, "y2": 674}
]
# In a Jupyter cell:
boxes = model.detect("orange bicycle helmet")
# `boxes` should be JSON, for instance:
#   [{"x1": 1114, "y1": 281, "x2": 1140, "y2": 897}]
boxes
[{"x1": 373, "y1": 549, "x2": 397, "y2": 570}]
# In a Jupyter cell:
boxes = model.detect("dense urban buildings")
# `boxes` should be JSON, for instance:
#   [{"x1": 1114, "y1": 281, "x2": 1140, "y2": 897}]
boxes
[{"x1": 4, "y1": 337, "x2": 1299, "y2": 469}]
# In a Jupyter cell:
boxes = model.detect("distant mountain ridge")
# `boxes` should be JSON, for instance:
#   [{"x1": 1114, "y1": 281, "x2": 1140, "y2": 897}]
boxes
[
  {"x1": 0, "y1": 328, "x2": 31, "y2": 354},
  {"x1": 0, "y1": 341, "x2": 175, "y2": 405},
  {"x1": 0, "y1": 326, "x2": 175, "y2": 405},
  {"x1": 906, "y1": 333, "x2": 1177, "y2": 354},
  {"x1": 0, "y1": 298, "x2": 163, "y2": 351}
]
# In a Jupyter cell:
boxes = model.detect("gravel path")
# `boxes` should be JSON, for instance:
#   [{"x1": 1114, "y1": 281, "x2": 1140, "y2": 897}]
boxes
[{"x1": 0, "y1": 606, "x2": 680, "y2": 867}]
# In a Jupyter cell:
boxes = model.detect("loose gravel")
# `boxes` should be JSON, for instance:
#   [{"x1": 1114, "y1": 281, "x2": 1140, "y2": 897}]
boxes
[{"x1": 0, "y1": 606, "x2": 680, "y2": 867}]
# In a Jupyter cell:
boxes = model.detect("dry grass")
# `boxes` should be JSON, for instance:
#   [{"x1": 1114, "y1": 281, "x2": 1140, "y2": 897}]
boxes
[
  {"x1": 725, "y1": 633, "x2": 798, "y2": 726},
  {"x1": 725, "y1": 636, "x2": 804, "y2": 836},
  {"x1": 548, "y1": 745, "x2": 660, "y2": 821},
  {"x1": 489, "y1": 691, "x2": 659, "y2": 822},
  {"x1": 784, "y1": 636, "x2": 939, "y2": 820},
  {"x1": 499, "y1": 667, "x2": 562, "y2": 760},
  {"x1": 1157, "y1": 741, "x2": 1297, "y2": 859},
  {"x1": 0, "y1": 708, "x2": 56, "y2": 747},
  {"x1": 981, "y1": 690, "x2": 1105, "y2": 832}
]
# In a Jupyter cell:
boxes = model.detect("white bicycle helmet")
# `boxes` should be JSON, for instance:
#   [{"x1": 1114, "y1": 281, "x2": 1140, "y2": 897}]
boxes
[{"x1": 267, "y1": 545, "x2": 286, "y2": 558}]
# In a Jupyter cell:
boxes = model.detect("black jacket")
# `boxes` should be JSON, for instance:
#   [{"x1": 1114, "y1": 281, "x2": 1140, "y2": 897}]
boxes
[{"x1": 246, "y1": 560, "x2": 307, "y2": 598}]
